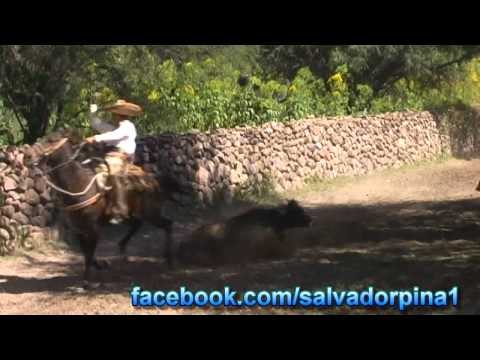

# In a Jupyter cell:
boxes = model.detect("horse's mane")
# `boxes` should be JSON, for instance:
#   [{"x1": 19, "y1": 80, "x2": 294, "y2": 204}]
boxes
[{"x1": 41, "y1": 128, "x2": 83, "y2": 144}]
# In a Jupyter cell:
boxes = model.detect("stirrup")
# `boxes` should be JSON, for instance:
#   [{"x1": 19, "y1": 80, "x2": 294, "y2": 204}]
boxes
[{"x1": 109, "y1": 216, "x2": 125, "y2": 225}]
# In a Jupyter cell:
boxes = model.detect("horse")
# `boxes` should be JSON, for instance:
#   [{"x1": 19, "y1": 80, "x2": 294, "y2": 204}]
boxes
[{"x1": 24, "y1": 129, "x2": 186, "y2": 289}]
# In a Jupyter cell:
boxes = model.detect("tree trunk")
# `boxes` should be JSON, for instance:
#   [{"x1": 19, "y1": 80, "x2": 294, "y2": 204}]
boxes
[{"x1": 23, "y1": 110, "x2": 50, "y2": 145}]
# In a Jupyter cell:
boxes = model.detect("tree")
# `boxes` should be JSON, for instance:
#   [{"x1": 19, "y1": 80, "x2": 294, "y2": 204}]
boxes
[
  {"x1": 0, "y1": 45, "x2": 109, "y2": 144},
  {"x1": 260, "y1": 45, "x2": 480, "y2": 94}
]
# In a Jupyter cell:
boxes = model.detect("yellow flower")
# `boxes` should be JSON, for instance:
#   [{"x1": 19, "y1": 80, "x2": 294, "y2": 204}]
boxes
[
  {"x1": 184, "y1": 85, "x2": 196, "y2": 96},
  {"x1": 330, "y1": 73, "x2": 343, "y2": 83},
  {"x1": 289, "y1": 85, "x2": 298, "y2": 93},
  {"x1": 328, "y1": 72, "x2": 347, "y2": 92},
  {"x1": 148, "y1": 90, "x2": 161, "y2": 102}
]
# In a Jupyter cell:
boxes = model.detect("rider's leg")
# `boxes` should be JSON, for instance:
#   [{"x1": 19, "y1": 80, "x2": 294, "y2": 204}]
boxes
[
  {"x1": 110, "y1": 175, "x2": 129, "y2": 222},
  {"x1": 105, "y1": 156, "x2": 129, "y2": 225}
]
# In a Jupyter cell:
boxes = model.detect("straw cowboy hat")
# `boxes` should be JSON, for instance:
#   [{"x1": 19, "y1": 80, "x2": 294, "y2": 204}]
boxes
[{"x1": 104, "y1": 100, "x2": 144, "y2": 117}]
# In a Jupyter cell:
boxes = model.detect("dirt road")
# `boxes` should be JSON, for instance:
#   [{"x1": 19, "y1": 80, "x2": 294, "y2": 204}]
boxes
[{"x1": 1, "y1": 158, "x2": 480, "y2": 315}]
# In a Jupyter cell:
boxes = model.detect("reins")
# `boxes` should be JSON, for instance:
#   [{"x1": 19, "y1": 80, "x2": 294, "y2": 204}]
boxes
[{"x1": 39, "y1": 138, "x2": 109, "y2": 212}]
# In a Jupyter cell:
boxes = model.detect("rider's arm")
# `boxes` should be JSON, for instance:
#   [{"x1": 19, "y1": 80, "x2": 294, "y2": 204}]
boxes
[
  {"x1": 91, "y1": 116, "x2": 115, "y2": 133},
  {"x1": 94, "y1": 122, "x2": 133, "y2": 143},
  {"x1": 89, "y1": 104, "x2": 115, "y2": 133}
]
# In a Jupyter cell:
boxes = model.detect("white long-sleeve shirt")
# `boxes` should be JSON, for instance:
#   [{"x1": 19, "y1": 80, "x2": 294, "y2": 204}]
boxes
[{"x1": 91, "y1": 117, "x2": 137, "y2": 155}]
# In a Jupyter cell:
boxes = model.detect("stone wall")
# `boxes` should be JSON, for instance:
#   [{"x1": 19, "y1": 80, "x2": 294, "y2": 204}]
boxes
[
  {"x1": 0, "y1": 146, "x2": 54, "y2": 255},
  {"x1": 1, "y1": 110, "x2": 477, "y2": 255},
  {"x1": 135, "y1": 111, "x2": 452, "y2": 205}
]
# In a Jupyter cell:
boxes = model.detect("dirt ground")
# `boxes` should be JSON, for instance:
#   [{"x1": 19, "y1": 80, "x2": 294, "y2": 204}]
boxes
[{"x1": 2, "y1": 158, "x2": 480, "y2": 315}]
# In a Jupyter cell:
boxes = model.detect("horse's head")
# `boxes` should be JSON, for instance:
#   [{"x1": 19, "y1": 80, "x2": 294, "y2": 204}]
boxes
[{"x1": 24, "y1": 128, "x2": 84, "y2": 169}]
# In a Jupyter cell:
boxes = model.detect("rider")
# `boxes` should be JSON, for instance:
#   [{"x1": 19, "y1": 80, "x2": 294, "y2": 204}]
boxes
[{"x1": 86, "y1": 99, "x2": 143, "y2": 225}]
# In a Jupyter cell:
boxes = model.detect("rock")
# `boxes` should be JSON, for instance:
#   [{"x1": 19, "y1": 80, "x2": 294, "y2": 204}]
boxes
[
  {"x1": 0, "y1": 228, "x2": 10, "y2": 241},
  {"x1": 206, "y1": 160, "x2": 216, "y2": 174},
  {"x1": 34, "y1": 177, "x2": 46, "y2": 193},
  {"x1": 0, "y1": 216, "x2": 9, "y2": 228},
  {"x1": 298, "y1": 156, "x2": 307, "y2": 167},
  {"x1": 24, "y1": 189, "x2": 40, "y2": 206},
  {"x1": 17, "y1": 180, "x2": 29, "y2": 192},
  {"x1": 230, "y1": 170, "x2": 243, "y2": 185},
  {"x1": 2, "y1": 205, "x2": 15, "y2": 218},
  {"x1": 196, "y1": 166, "x2": 210, "y2": 187},
  {"x1": 31, "y1": 216, "x2": 47, "y2": 227},
  {"x1": 19, "y1": 203, "x2": 34, "y2": 217},
  {"x1": 40, "y1": 191, "x2": 51, "y2": 204},
  {"x1": 3, "y1": 177, "x2": 17, "y2": 191},
  {"x1": 332, "y1": 135, "x2": 344, "y2": 146},
  {"x1": 12, "y1": 212, "x2": 29, "y2": 225},
  {"x1": 8, "y1": 191, "x2": 21, "y2": 201}
]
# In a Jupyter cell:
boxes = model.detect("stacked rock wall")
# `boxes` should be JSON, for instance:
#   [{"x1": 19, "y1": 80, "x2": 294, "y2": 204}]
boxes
[{"x1": 135, "y1": 111, "x2": 452, "y2": 204}]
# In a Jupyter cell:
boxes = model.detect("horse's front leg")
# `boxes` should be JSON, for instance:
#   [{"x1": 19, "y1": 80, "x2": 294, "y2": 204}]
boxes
[{"x1": 77, "y1": 224, "x2": 105, "y2": 289}]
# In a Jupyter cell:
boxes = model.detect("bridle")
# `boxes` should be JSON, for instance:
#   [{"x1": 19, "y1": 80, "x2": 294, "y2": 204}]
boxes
[
  {"x1": 35, "y1": 137, "x2": 110, "y2": 212},
  {"x1": 40, "y1": 138, "x2": 87, "y2": 175}
]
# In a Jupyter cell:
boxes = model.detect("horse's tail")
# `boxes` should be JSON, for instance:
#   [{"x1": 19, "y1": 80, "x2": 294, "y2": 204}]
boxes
[{"x1": 157, "y1": 174, "x2": 191, "y2": 204}]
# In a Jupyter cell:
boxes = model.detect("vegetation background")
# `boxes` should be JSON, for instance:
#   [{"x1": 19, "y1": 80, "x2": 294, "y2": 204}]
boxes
[{"x1": 1, "y1": 45, "x2": 479, "y2": 145}]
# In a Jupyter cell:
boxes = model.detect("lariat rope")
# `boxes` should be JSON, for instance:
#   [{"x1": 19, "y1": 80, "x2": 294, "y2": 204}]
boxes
[{"x1": 45, "y1": 173, "x2": 104, "y2": 197}]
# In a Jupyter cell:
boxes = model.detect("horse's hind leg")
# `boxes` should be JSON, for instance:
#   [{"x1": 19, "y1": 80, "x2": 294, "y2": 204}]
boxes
[
  {"x1": 164, "y1": 219, "x2": 173, "y2": 270},
  {"x1": 118, "y1": 218, "x2": 143, "y2": 257},
  {"x1": 147, "y1": 215, "x2": 174, "y2": 269},
  {"x1": 93, "y1": 258, "x2": 110, "y2": 271}
]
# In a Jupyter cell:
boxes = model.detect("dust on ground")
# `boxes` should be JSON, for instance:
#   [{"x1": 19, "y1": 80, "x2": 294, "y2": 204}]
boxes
[{"x1": 1, "y1": 158, "x2": 480, "y2": 315}]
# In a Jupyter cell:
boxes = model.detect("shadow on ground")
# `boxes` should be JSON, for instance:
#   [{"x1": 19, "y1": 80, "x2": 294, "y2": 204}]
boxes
[{"x1": 1, "y1": 197, "x2": 480, "y2": 314}]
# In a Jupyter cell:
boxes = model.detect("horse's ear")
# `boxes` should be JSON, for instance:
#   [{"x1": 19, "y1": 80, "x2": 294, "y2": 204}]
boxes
[{"x1": 70, "y1": 128, "x2": 84, "y2": 143}]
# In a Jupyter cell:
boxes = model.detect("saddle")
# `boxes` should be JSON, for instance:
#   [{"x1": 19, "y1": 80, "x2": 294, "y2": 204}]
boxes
[
  {"x1": 124, "y1": 164, "x2": 159, "y2": 192},
  {"x1": 80, "y1": 143, "x2": 160, "y2": 194},
  {"x1": 91, "y1": 160, "x2": 159, "y2": 193}
]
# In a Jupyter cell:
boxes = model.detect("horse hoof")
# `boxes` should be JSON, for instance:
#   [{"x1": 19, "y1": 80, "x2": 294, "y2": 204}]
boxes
[
  {"x1": 83, "y1": 281, "x2": 102, "y2": 291},
  {"x1": 69, "y1": 286, "x2": 87, "y2": 294}
]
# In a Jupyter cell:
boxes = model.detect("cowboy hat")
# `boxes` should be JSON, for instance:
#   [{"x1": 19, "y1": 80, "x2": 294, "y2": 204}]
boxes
[{"x1": 104, "y1": 99, "x2": 144, "y2": 117}]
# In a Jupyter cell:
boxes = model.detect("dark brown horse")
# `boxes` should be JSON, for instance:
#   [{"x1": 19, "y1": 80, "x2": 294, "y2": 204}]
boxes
[{"x1": 24, "y1": 130, "x2": 185, "y2": 288}]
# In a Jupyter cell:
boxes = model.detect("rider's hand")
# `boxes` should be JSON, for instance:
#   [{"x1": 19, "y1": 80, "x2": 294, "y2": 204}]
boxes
[
  {"x1": 85, "y1": 136, "x2": 96, "y2": 144},
  {"x1": 90, "y1": 104, "x2": 98, "y2": 114}
]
